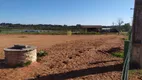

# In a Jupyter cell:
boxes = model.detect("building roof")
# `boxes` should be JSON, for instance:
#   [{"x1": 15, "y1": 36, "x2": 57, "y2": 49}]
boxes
[
  {"x1": 81, "y1": 25, "x2": 103, "y2": 28},
  {"x1": 102, "y1": 28, "x2": 111, "y2": 30}
]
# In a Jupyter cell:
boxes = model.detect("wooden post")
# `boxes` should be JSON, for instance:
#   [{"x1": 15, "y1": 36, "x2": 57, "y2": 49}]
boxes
[{"x1": 131, "y1": 0, "x2": 142, "y2": 68}]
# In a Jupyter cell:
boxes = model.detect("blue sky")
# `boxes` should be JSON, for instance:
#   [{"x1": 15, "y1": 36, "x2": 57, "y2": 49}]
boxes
[{"x1": 0, "y1": 0, "x2": 134, "y2": 25}]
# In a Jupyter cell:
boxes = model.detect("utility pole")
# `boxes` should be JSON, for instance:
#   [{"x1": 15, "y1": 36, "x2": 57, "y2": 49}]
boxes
[{"x1": 131, "y1": 0, "x2": 142, "y2": 68}]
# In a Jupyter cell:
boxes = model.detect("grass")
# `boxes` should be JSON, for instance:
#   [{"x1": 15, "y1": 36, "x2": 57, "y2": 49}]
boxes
[
  {"x1": 67, "y1": 30, "x2": 72, "y2": 35},
  {"x1": 72, "y1": 32, "x2": 101, "y2": 35},
  {"x1": 120, "y1": 32, "x2": 128, "y2": 36},
  {"x1": 15, "y1": 61, "x2": 32, "y2": 67},
  {"x1": 23, "y1": 61, "x2": 32, "y2": 66},
  {"x1": 121, "y1": 37, "x2": 129, "y2": 41},
  {"x1": 129, "y1": 69, "x2": 142, "y2": 76},
  {"x1": 0, "y1": 30, "x2": 102, "y2": 35},
  {"x1": 121, "y1": 35, "x2": 129, "y2": 41},
  {"x1": 112, "y1": 51, "x2": 124, "y2": 58}
]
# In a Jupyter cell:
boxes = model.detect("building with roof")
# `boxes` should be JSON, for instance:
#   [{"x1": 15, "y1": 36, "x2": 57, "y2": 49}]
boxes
[
  {"x1": 81, "y1": 25, "x2": 103, "y2": 32},
  {"x1": 80, "y1": 25, "x2": 119, "y2": 33}
]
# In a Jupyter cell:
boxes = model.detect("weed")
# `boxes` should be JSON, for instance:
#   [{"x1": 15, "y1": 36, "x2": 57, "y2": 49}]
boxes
[
  {"x1": 112, "y1": 51, "x2": 124, "y2": 58},
  {"x1": 15, "y1": 61, "x2": 32, "y2": 67},
  {"x1": 37, "y1": 50, "x2": 48, "y2": 62},
  {"x1": 129, "y1": 69, "x2": 142, "y2": 76},
  {"x1": 23, "y1": 61, "x2": 32, "y2": 66},
  {"x1": 37, "y1": 50, "x2": 48, "y2": 57}
]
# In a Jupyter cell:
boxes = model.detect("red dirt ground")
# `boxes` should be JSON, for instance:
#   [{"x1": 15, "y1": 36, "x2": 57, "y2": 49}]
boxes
[{"x1": 0, "y1": 34, "x2": 137, "y2": 80}]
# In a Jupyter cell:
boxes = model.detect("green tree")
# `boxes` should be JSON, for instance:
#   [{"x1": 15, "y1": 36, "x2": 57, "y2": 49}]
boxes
[{"x1": 121, "y1": 23, "x2": 131, "y2": 32}]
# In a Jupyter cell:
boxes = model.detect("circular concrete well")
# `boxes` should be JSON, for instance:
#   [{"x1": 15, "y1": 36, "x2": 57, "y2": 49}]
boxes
[{"x1": 4, "y1": 45, "x2": 37, "y2": 67}]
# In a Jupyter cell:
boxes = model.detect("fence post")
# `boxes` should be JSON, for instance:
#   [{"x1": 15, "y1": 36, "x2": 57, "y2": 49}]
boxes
[{"x1": 124, "y1": 40, "x2": 129, "y2": 61}]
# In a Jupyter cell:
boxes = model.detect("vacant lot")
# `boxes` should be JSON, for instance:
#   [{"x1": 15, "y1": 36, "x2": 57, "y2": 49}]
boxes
[
  {"x1": 0, "y1": 34, "x2": 106, "y2": 57},
  {"x1": 0, "y1": 34, "x2": 128, "y2": 80},
  {"x1": 0, "y1": 34, "x2": 123, "y2": 53}
]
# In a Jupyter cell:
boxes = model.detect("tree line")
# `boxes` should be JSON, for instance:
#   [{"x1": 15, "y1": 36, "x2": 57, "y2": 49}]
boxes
[
  {"x1": 0, "y1": 22, "x2": 131, "y2": 32},
  {"x1": 0, "y1": 23, "x2": 82, "y2": 31}
]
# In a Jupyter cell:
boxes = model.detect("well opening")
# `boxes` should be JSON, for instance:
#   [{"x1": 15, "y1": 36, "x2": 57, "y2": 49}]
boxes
[{"x1": 9, "y1": 45, "x2": 28, "y2": 49}]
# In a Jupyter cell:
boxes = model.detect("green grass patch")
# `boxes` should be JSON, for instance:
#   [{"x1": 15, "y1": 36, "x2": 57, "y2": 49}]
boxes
[
  {"x1": 129, "y1": 69, "x2": 142, "y2": 75},
  {"x1": 112, "y1": 51, "x2": 124, "y2": 58}
]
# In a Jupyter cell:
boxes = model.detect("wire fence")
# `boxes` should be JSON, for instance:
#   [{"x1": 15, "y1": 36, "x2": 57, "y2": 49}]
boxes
[{"x1": 121, "y1": 29, "x2": 132, "y2": 80}]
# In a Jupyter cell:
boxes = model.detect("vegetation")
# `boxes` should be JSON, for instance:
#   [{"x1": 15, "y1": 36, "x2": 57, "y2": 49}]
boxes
[
  {"x1": 23, "y1": 61, "x2": 32, "y2": 66},
  {"x1": 129, "y1": 69, "x2": 142, "y2": 76},
  {"x1": 0, "y1": 23, "x2": 82, "y2": 31},
  {"x1": 73, "y1": 32, "x2": 101, "y2": 35},
  {"x1": 112, "y1": 51, "x2": 124, "y2": 58},
  {"x1": 0, "y1": 21, "x2": 131, "y2": 36},
  {"x1": 15, "y1": 61, "x2": 32, "y2": 67},
  {"x1": 37, "y1": 50, "x2": 48, "y2": 62},
  {"x1": 112, "y1": 19, "x2": 131, "y2": 32},
  {"x1": 37, "y1": 50, "x2": 48, "y2": 57},
  {"x1": 67, "y1": 30, "x2": 72, "y2": 35}
]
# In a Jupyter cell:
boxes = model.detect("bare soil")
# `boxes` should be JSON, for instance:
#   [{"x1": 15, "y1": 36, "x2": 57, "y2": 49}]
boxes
[{"x1": 0, "y1": 34, "x2": 136, "y2": 80}]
